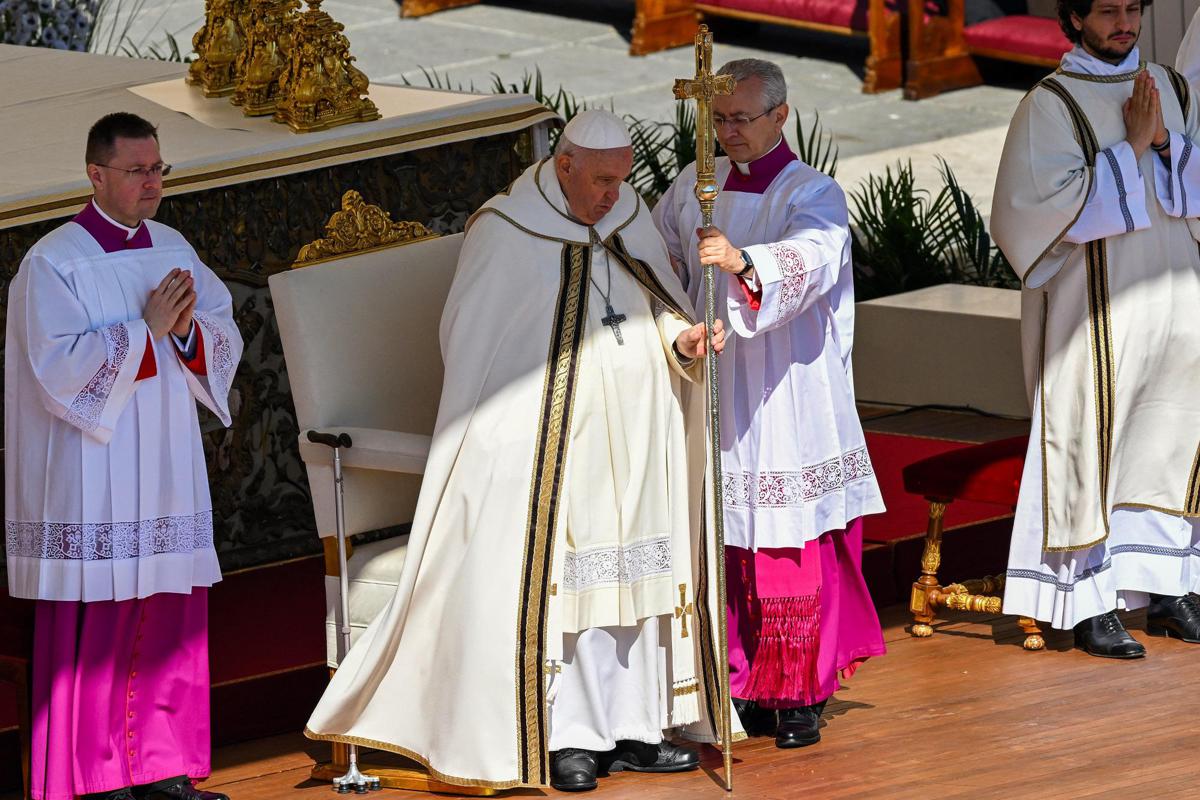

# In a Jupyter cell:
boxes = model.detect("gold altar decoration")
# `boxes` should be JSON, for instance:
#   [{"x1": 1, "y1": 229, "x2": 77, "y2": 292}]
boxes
[
  {"x1": 231, "y1": 0, "x2": 301, "y2": 115},
  {"x1": 293, "y1": 190, "x2": 439, "y2": 267},
  {"x1": 273, "y1": 0, "x2": 381, "y2": 133},
  {"x1": 187, "y1": 0, "x2": 250, "y2": 97}
]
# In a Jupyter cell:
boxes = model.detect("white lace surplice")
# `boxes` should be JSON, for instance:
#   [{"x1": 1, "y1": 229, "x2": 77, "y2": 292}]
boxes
[
  {"x1": 654, "y1": 147, "x2": 885, "y2": 551},
  {"x1": 5, "y1": 217, "x2": 242, "y2": 602}
]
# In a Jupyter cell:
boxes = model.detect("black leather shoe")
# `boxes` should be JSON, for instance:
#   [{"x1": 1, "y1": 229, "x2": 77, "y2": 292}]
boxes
[
  {"x1": 776, "y1": 699, "x2": 826, "y2": 749},
  {"x1": 139, "y1": 777, "x2": 230, "y2": 800},
  {"x1": 733, "y1": 697, "x2": 777, "y2": 737},
  {"x1": 602, "y1": 740, "x2": 700, "y2": 774},
  {"x1": 1147, "y1": 593, "x2": 1200, "y2": 643},
  {"x1": 550, "y1": 748, "x2": 599, "y2": 792},
  {"x1": 83, "y1": 790, "x2": 136, "y2": 800},
  {"x1": 1073, "y1": 611, "x2": 1146, "y2": 658}
]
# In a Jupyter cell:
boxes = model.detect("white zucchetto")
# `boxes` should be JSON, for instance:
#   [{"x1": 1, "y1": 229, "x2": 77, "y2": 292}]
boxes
[{"x1": 561, "y1": 109, "x2": 632, "y2": 150}]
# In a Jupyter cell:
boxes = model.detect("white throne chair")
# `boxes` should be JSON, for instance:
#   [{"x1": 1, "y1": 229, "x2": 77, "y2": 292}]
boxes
[{"x1": 270, "y1": 192, "x2": 490, "y2": 794}]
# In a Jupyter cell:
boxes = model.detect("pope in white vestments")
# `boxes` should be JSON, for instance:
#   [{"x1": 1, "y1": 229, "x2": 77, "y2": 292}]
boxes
[
  {"x1": 306, "y1": 111, "x2": 732, "y2": 792},
  {"x1": 993, "y1": 0, "x2": 1200, "y2": 657},
  {"x1": 654, "y1": 59, "x2": 886, "y2": 749},
  {"x1": 5, "y1": 114, "x2": 242, "y2": 800}
]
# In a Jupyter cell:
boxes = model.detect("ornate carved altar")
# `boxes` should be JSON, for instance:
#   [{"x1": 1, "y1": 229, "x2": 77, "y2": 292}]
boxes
[{"x1": 0, "y1": 43, "x2": 553, "y2": 576}]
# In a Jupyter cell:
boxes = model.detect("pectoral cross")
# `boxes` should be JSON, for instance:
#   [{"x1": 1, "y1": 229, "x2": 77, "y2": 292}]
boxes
[
  {"x1": 601, "y1": 304, "x2": 626, "y2": 345},
  {"x1": 675, "y1": 583, "x2": 694, "y2": 639}
]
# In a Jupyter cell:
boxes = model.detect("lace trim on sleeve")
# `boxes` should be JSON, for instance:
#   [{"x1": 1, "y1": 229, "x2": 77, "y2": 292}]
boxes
[
  {"x1": 194, "y1": 311, "x2": 236, "y2": 406},
  {"x1": 766, "y1": 242, "x2": 809, "y2": 318},
  {"x1": 62, "y1": 323, "x2": 130, "y2": 433}
]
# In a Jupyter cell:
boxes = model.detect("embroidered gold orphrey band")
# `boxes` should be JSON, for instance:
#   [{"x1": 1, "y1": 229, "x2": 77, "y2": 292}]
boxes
[
  {"x1": 1019, "y1": 77, "x2": 1096, "y2": 284},
  {"x1": 1055, "y1": 61, "x2": 1146, "y2": 83},
  {"x1": 1165, "y1": 65, "x2": 1192, "y2": 120},
  {"x1": 1186, "y1": 446, "x2": 1200, "y2": 515},
  {"x1": 1037, "y1": 78, "x2": 1116, "y2": 552},
  {"x1": 604, "y1": 233, "x2": 695, "y2": 326},
  {"x1": 516, "y1": 242, "x2": 590, "y2": 784}
]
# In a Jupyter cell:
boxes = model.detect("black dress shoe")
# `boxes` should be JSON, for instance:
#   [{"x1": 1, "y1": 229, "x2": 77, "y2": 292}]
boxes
[
  {"x1": 1147, "y1": 593, "x2": 1200, "y2": 643},
  {"x1": 138, "y1": 777, "x2": 230, "y2": 800},
  {"x1": 83, "y1": 790, "x2": 136, "y2": 800},
  {"x1": 1073, "y1": 611, "x2": 1146, "y2": 658},
  {"x1": 550, "y1": 748, "x2": 599, "y2": 792},
  {"x1": 776, "y1": 699, "x2": 826, "y2": 749},
  {"x1": 602, "y1": 740, "x2": 700, "y2": 774},
  {"x1": 733, "y1": 697, "x2": 777, "y2": 737}
]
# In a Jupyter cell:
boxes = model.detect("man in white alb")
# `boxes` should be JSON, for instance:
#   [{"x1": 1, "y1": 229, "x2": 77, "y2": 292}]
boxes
[
  {"x1": 6, "y1": 112, "x2": 242, "y2": 800},
  {"x1": 993, "y1": 0, "x2": 1200, "y2": 657}
]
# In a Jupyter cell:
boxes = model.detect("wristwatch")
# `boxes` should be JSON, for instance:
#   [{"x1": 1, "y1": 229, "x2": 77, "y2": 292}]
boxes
[{"x1": 737, "y1": 249, "x2": 754, "y2": 277}]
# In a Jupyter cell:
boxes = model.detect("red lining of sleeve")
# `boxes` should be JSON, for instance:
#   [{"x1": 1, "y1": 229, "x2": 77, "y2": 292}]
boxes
[
  {"x1": 135, "y1": 332, "x2": 157, "y2": 381},
  {"x1": 178, "y1": 324, "x2": 207, "y2": 375},
  {"x1": 735, "y1": 274, "x2": 762, "y2": 311}
]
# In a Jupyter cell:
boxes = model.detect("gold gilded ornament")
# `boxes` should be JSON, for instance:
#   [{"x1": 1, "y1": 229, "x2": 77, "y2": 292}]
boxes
[
  {"x1": 293, "y1": 190, "x2": 439, "y2": 267},
  {"x1": 231, "y1": 0, "x2": 301, "y2": 115},
  {"x1": 273, "y1": 0, "x2": 381, "y2": 133},
  {"x1": 187, "y1": 0, "x2": 250, "y2": 97}
]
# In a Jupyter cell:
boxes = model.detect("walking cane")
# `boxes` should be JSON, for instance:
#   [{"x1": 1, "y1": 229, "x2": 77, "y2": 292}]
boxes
[{"x1": 306, "y1": 430, "x2": 382, "y2": 795}]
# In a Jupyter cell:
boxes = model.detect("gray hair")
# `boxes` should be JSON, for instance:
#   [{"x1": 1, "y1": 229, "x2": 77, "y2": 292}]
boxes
[
  {"x1": 717, "y1": 59, "x2": 788, "y2": 110},
  {"x1": 554, "y1": 134, "x2": 581, "y2": 158}
]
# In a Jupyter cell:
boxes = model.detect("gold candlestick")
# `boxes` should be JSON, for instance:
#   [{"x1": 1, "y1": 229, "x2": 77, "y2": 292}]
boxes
[
  {"x1": 272, "y1": 0, "x2": 381, "y2": 133},
  {"x1": 186, "y1": 0, "x2": 250, "y2": 97},
  {"x1": 231, "y1": 0, "x2": 301, "y2": 115}
]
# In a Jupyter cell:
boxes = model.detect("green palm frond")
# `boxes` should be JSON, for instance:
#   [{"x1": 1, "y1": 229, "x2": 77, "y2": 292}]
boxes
[{"x1": 794, "y1": 111, "x2": 839, "y2": 178}]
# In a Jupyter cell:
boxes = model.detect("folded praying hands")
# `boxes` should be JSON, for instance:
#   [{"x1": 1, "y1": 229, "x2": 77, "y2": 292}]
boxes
[
  {"x1": 144, "y1": 267, "x2": 196, "y2": 340},
  {"x1": 1124, "y1": 71, "x2": 1168, "y2": 160}
]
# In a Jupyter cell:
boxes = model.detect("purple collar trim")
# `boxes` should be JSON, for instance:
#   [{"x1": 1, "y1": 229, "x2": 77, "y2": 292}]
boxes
[
  {"x1": 722, "y1": 140, "x2": 798, "y2": 195},
  {"x1": 73, "y1": 201, "x2": 152, "y2": 253}
]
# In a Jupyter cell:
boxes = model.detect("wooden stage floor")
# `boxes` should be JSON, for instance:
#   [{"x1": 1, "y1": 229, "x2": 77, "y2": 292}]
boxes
[{"x1": 188, "y1": 604, "x2": 1198, "y2": 800}]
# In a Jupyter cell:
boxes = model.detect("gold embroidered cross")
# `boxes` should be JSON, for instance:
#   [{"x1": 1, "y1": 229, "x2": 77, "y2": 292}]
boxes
[
  {"x1": 675, "y1": 583, "x2": 694, "y2": 639},
  {"x1": 543, "y1": 662, "x2": 562, "y2": 676}
]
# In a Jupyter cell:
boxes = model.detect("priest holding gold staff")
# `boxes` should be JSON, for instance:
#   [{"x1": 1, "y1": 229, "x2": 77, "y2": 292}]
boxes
[
  {"x1": 654, "y1": 58, "x2": 887, "y2": 752},
  {"x1": 306, "y1": 110, "x2": 731, "y2": 793}
]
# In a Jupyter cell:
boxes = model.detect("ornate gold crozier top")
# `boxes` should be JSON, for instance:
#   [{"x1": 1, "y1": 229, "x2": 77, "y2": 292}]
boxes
[
  {"x1": 293, "y1": 190, "x2": 439, "y2": 267},
  {"x1": 672, "y1": 24, "x2": 734, "y2": 227}
]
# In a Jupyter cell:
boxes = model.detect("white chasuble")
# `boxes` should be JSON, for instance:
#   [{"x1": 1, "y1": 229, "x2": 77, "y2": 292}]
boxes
[
  {"x1": 5, "y1": 202, "x2": 242, "y2": 602},
  {"x1": 992, "y1": 50, "x2": 1200, "y2": 557},
  {"x1": 653, "y1": 140, "x2": 884, "y2": 551},
  {"x1": 305, "y1": 161, "x2": 729, "y2": 789}
]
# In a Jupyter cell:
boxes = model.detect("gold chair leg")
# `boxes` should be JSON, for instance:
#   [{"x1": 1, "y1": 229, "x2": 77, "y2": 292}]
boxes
[
  {"x1": 1019, "y1": 617, "x2": 1045, "y2": 651},
  {"x1": 910, "y1": 499, "x2": 948, "y2": 638}
]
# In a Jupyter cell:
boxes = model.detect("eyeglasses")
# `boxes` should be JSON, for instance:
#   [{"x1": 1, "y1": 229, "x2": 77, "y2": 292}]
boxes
[
  {"x1": 94, "y1": 162, "x2": 172, "y2": 179},
  {"x1": 712, "y1": 106, "x2": 779, "y2": 129}
]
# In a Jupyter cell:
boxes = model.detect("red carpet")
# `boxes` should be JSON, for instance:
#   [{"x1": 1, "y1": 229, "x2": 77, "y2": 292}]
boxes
[{"x1": 863, "y1": 431, "x2": 1015, "y2": 544}]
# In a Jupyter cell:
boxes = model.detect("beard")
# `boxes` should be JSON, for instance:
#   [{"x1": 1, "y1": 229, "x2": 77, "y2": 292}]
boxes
[{"x1": 1081, "y1": 26, "x2": 1138, "y2": 63}]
